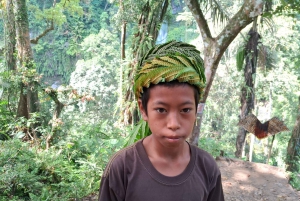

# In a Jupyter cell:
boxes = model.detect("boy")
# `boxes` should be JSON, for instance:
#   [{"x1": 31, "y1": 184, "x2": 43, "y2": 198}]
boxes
[{"x1": 98, "y1": 41, "x2": 224, "y2": 201}]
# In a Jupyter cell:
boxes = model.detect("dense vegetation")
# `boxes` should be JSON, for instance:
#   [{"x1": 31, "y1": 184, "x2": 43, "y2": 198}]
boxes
[{"x1": 0, "y1": 0, "x2": 299, "y2": 200}]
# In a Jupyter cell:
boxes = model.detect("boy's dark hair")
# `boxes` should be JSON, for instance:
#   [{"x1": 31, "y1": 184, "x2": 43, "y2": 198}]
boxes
[{"x1": 141, "y1": 81, "x2": 200, "y2": 115}]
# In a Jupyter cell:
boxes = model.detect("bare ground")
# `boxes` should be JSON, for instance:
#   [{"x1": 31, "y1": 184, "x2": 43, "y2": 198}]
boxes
[
  {"x1": 82, "y1": 158, "x2": 300, "y2": 201},
  {"x1": 216, "y1": 157, "x2": 300, "y2": 201}
]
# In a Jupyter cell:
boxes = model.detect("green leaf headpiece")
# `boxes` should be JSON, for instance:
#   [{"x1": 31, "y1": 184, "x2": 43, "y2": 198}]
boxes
[{"x1": 134, "y1": 41, "x2": 206, "y2": 101}]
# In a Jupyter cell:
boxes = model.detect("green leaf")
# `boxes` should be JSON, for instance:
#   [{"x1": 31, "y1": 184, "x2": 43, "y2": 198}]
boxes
[
  {"x1": 15, "y1": 131, "x2": 25, "y2": 139},
  {"x1": 124, "y1": 121, "x2": 142, "y2": 147},
  {"x1": 124, "y1": 120, "x2": 151, "y2": 147},
  {"x1": 236, "y1": 46, "x2": 245, "y2": 71}
]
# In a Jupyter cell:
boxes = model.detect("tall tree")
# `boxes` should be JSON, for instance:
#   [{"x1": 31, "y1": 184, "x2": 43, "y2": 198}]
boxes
[
  {"x1": 235, "y1": 1, "x2": 300, "y2": 158},
  {"x1": 4, "y1": 0, "x2": 17, "y2": 71},
  {"x1": 13, "y1": 0, "x2": 38, "y2": 120},
  {"x1": 3, "y1": 0, "x2": 82, "y2": 139},
  {"x1": 235, "y1": 17, "x2": 260, "y2": 158},
  {"x1": 184, "y1": 0, "x2": 264, "y2": 145}
]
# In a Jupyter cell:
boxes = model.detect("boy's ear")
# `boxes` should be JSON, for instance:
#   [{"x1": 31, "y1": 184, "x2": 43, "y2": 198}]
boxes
[{"x1": 138, "y1": 99, "x2": 148, "y2": 121}]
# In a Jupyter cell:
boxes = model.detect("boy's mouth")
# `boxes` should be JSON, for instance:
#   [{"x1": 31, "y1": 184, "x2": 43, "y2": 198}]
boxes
[
  {"x1": 166, "y1": 136, "x2": 180, "y2": 139},
  {"x1": 164, "y1": 136, "x2": 181, "y2": 142}
]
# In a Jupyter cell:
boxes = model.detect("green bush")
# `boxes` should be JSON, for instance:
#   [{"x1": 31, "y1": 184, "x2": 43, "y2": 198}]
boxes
[
  {"x1": 0, "y1": 134, "x2": 123, "y2": 200},
  {"x1": 0, "y1": 100, "x2": 13, "y2": 140},
  {"x1": 289, "y1": 172, "x2": 300, "y2": 190},
  {"x1": 198, "y1": 137, "x2": 222, "y2": 158}
]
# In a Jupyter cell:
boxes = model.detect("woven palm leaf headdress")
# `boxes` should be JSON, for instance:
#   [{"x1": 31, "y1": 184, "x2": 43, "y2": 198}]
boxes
[{"x1": 134, "y1": 41, "x2": 206, "y2": 100}]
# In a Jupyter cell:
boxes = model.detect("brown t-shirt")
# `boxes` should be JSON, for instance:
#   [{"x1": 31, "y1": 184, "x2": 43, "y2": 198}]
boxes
[{"x1": 98, "y1": 140, "x2": 224, "y2": 201}]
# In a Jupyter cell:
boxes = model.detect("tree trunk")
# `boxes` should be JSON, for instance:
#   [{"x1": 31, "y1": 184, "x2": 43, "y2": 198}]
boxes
[
  {"x1": 4, "y1": 0, "x2": 17, "y2": 71},
  {"x1": 12, "y1": 0, "x2": 41, "y2": 140},
  {"x1": 27, "y1": 83, "x2": 40, "y2": 114},
  {"x1": 189, "y1": 103, "x2": 204, "y2": 145},
  {"x1": 286, "y1": 96, "x2": 300, "y2": 173},
  {"x1": 16, "y1": 83, "x2": 29, "y2": 119},
  {"x1": 14, "y1": 0, "x2": 33, "y2": 70},
  {"x1": 267, "y1": 135, "x2": 275, "y2": 164},
  {"x1": 121, "y1": 22, "x2": 126, "y2": 60},
  {"x1": 184, "y1": 0, "x2": 264, "y2": 146},
  {"x1": 14, "y1": 0, "x2": 40, "y2": 117},
  {"x1": 249, "y1": 134, "x2": 255, "y2": 162},
  {"x1": 266, "y1": 85, "x2": 273, "y2": 164},
  {"x1": 235, "y1": 18, "x2": 259, "y2": 158},
  {"x1": 120, "y1": 0, "x2": 126, "y2": 60},
  {"x1": 235, "y1": 127, "x2": 247, "y2": 158},
  {"x1": 46, "y1": 99, "x2": 64, "y2": 149}
]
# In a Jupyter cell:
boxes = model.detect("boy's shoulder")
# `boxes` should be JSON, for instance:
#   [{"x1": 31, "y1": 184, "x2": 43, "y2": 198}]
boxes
[
  {"x1": 102, "y1": 140, "x2": 140, "y2": 177},
  {"x1": 192, "y1": 144, "x2": 215, "y2": 159},
  {"x1": 190, "y1": 144, "x2": 220, "y2": 172}
]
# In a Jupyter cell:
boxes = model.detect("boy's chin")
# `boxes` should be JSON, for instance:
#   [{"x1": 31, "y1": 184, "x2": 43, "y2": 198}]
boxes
[{"x1": 165, "y1": 137, "x2": 181, "y2": 143}]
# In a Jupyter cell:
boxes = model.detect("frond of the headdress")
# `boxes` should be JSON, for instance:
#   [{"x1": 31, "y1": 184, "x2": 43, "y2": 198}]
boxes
[{"x1": 134, "y1": 41, "x2": 206, "y2": 100}]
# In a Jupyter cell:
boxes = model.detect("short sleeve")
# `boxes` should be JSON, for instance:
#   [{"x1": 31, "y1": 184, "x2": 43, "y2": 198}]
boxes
[
  {"x1": 207, "y1": 174, "x2": 224, "y2": 201},
  {"x1": 98, "y1": 151, "x2": 127, "y2": 201},
  {"x1": 98, "y1": 175, "x2": 120, "y2": 201}
]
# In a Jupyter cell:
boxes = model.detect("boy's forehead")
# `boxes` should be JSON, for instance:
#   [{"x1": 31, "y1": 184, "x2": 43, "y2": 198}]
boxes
[
  {"x1": 150, "y1": 84, "x2": 194, "y2": 91},
  {"x1": 148, "y1": 85, "x2": 196, "y2": 102}
]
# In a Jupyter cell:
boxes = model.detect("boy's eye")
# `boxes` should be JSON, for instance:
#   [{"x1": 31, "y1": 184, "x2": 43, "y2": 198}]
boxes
[
  {"x1": 181, "y1": 108, "x2": 192, "y2": 113},
  {"x1": 156, "y1": 108, "x2": 167, "y2": 113}
]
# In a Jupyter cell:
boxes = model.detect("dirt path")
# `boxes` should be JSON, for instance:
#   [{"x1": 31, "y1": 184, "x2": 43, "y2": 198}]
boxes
[{"x1": 217, "y1": 157, "x2": 300, "y2": 201}]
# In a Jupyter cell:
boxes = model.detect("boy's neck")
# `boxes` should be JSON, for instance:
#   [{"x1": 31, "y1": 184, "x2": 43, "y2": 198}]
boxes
[{"x1": 142, "y1": 135, "x2": 191, "y2": 176}]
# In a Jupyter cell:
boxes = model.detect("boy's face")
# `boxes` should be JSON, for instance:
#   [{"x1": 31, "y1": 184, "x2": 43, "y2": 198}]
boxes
[{"x1": 138, "y1": 84, "x2": 197, "y2": 147}]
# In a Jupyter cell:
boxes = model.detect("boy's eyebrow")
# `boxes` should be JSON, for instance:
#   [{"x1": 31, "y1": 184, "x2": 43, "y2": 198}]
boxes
[{"x1": 153, "y1": 100, "x2": 195, "y2": 106}]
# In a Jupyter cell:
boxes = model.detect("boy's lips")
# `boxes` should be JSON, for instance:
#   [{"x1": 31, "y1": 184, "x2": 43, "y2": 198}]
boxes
[
  {"x1": 166, "y1": 136, "x2": 180, "y2": 139},
  {"x1": 164, "y1": 136, "x2": 182, "y2": 142}
]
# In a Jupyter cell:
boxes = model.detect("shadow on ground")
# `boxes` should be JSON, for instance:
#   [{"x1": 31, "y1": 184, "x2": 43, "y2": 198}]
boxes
[{"x1": 217, "y1": 157, "x2": 300, "y2": 201}]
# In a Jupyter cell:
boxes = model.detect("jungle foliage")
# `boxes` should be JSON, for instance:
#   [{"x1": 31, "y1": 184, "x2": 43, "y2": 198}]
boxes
[{"x1": 0, "y1": 0, "x2": 300, "y2": 199}]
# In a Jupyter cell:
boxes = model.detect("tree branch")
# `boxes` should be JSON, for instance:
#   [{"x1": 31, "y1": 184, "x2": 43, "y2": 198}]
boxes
[
  {"x1": 30, "y1": 21, "x2": 54, "y2": 44},
  {"x1": 215, "y1": 0, "x2": 264, "y2": 58},
  {"x1": 184, "y1": 0, "x2": 212, "y2": 41},
  {"x1": 202, "y1": 0, "x2": 264, "y2": 98},
  {"x1": 187, "y1": 0, "x2": 265, "y2": 146}
]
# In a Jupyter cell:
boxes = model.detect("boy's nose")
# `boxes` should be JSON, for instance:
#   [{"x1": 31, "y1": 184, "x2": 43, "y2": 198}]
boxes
[{"x1": 167, "y1": 113, "x2": 180, "y2": 130}]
